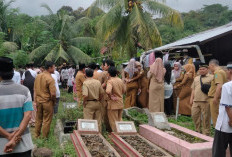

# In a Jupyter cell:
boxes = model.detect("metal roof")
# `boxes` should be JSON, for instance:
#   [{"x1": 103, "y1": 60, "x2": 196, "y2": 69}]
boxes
[{"x1": 154, "y1": 22, "x2": 232, "y2": 51}]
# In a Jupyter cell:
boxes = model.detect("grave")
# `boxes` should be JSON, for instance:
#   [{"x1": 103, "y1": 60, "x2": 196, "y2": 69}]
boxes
[
  {"x1": 54, "y1": 119, "x2": 72, "y2": 145},
  {"x1": 123, "y1": 107, "x2": 148, "y2": 125},
  {"x1": 110, "y1": 121, "x2": 172, "y2": 157},
  {"x1": 63, "y1": 102, "x2": 77, "y2": 110},
  {"x1": 70, "y1": 119, "x2": 120, "y2": 157},
  {"x1": 139, "y1": 123, "x2": 215, "y2": 157},
  {"x1": 148, "y1": 112, "x2": 171, "y2": 130}
]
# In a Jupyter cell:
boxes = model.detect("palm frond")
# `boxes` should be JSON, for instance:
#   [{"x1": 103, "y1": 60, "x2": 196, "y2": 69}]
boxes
[
  {"x1": 96, "y1": 3, "x2": 123, "y2": 41},
  {"x1": 2, "y1": 41, "x2": 18, "y2": 52},
  {"x1": 41, "y1": 3, "x2": 54, "y2": 15},
  {"x1": 128, "y1": 4, "x2": 162, "y2": 51},
  {"x1": 44, "y1": 44, "x2": 70, "y2": 63},
  {"x1": 72, "y1": 17, "x2": 94, "y2": 36},
  {"x1": 86, "y1": 5, "x2": 105, "y2": 18},
  {"x1": 94, "y1": 0, "x2": 120, "y2": 9},
  {"x1": 29, "y1": 43, "x2": 57, "y2": 63},
  {"x1": 67, "y1": 46, "x2": 91, "y2": 64},
  {"x1": 71, "y1": 37, "x2": 101, "y2": 50},
  {"x1": 144, "y1": 0, "x2": 183, "y2": 27}
]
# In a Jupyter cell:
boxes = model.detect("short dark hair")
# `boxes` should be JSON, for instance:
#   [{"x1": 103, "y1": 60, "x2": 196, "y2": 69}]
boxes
[
  {"x1": 102, "y1": 60, "x2": 106, "y2": 66},
  {"x1": 72, "y1": 65, "x2": 76, "y2": 69},
  {"x1": 45, "y1": 61, "x2": 54, "y2": 70},
  {"x1": 0, "y1": 71, "x2": 14, "y2": 80},
  {"x1": 106, "y1": 59, "x2": 115, "y2": 67},
  {"x1": 88, "y1": 62, "x2": 97, "y2": 70},
  {"x1": 79, "y1": 63, "x2": 86, "y2": 70},
  {"x1": 85, "y1": 68, "x2": 93, "y2": 77},
  {"x1": 96, "y1": 64, "x2": 100, "y2": 69},
  {"x1": 108, "y1": 66, "x2": 117, "y2": 77}
]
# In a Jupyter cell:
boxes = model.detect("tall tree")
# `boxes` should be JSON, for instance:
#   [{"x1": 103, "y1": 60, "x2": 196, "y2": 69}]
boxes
[
  {"x1": 90, "y1": 0, "x2": 183, "y2": 57},
  {"x1": 30, "y1": 4, "x2": 99, "y2": 65},
  {"x1": 0, "y1": 0, "x2": 15, "y2": 33}
]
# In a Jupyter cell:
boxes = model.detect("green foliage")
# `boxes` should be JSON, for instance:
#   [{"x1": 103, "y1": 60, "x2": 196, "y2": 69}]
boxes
[
  {"x1": 92, "y1": 0, "x2": 183, "y2": 58},
  {"x1": 128, "y1": 109, "x2": 148, "y2": 124},
  {"x1": 168, "y1": 115, "x2": 215, "y2": 137},
  {"x1": 58, "y1": 106, "x2": 83, "y2": 121},
  {"x1": 7, "y1": 50, "x2": 29, "y2": 67},
  {"x1": 29, "y1": 4, "x2": 96, "y2": 65},
  {"x1": 157, "y1": 4, "x2": 232, "y2": 45}
]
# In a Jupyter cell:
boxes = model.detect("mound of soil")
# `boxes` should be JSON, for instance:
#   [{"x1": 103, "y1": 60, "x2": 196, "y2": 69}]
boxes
[
  {"x1": 81, "y1": 135, "x2": 116, "y2": 157},
  {"x1": 121, "y1": 135, "x2": 165, "y2": 157}
]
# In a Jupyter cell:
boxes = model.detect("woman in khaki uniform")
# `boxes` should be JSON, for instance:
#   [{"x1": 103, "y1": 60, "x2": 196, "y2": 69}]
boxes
[
  {"x1": 148, "y1": 58, "x2": 166, "y2": 112},
  {"x1": 172, "y1": 62, "x2": 183, "y2": 110},
  {"x1": 174, "y1": 64, "x2": 195, "y2": 116},
  {"x1": 136, "y1": 61, "x2": 149, "y2": 108},
  {"x1": 124, "y1": 59, "x2": 141, "y2": 108}
]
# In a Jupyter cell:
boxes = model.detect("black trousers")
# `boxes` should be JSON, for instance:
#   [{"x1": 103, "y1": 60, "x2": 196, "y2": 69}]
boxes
[
  {"x1": 164, "y1": 95, "x2": 173, "y2": 115},
  {"x1": 213, "y1": 130, "x2": 232, "y2": 157},
  {"x1": 0, "y1": 150, "x2": 31, "y2": 157}
]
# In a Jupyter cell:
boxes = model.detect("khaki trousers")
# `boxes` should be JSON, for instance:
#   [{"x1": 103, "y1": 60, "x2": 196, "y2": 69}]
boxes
[
  {"x1": 35, "y1": 101, "x2": 54, "y2": 138},
  {"x1": 83, "y1": 101, "x2": 102, "y2": 132},
  {"x1": 77, "y1": 91, "x2": 83, "y2": 107},
  {"x1": 100, "y1": 99, "x2": 111, "y2": 132},
  {"x1": 191, "y1": 101, "x2": 211, "y2": 135},
  {"x1": 209, "y1": 98, "x2": 220, "y2": 127},
  {"x1": 107, "y1": 109, "x2": 123, "y2": 132}
]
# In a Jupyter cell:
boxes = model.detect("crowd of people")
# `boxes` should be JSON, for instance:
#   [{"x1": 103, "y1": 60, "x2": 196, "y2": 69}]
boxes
[{"x1": 0, "y1": 54, "x2": 232, "y2": 156}]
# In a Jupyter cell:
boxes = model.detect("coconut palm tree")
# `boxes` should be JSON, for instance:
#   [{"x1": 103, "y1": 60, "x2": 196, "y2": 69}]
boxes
[
  {"x1": 0, "y1": 0, "x2": 15, "y2": 33},
  {"x1": 30, "y1": 4, "x2": 99, "y2": 65},
  {"x1": 90, "y1": 0, "x2": 183, "y2": 57}
]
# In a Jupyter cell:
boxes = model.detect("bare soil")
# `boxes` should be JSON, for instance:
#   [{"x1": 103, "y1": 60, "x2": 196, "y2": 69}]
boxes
[
  {"x1": 121, "y1": 135, "x2": 166, "y2": 157},
  {"x1": 81, "y1": 135, "x2": 116, "y2": 157}
]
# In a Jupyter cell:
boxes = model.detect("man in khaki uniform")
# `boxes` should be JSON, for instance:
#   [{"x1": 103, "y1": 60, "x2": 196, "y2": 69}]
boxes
[
  {"x1": 89, "y1": 62, "x2": 104, "y2": 84},
  {"x1": 75, "y1": 64, "x2": 86, "y2": 107},
  {"x1": 190, "y1": 63, "x2": 213, "y2": 135},
  {"x1": 106, "y1": 67, "x2": 126, "y2": 132},
  {"x1": 34, "y1": 61, "x2": 56, "y2": 138},
  {"x1": 208, "y1": 59, "x2": 227, "y2": 127},
  {"x1": 101, "y1": 60, "x2": 115, "y2": 131},
  {"x1": 83, "y1": 68, "x2": 104, "y2": 131}
]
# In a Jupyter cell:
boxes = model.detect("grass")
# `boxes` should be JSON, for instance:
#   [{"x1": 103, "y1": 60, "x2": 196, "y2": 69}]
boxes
[
  {"x1": 32, "y1": 89, "x2": 215, "y2": 156},
  {"x1": 32, "y1": 89, "x2": 77, "y2": 157},
  {"x1": 168, "y1": 115, "x2": 215, "y2": 137}
]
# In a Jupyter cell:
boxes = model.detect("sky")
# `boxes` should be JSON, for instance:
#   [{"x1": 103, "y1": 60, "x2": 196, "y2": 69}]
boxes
[{"x1": 7, "y1": 0, "x2": 232, "y2": 16}]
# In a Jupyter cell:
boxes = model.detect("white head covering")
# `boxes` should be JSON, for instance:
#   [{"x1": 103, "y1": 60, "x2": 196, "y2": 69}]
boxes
[{"x1": 124, "y1": 58, "x2": 138, "y2": 79}]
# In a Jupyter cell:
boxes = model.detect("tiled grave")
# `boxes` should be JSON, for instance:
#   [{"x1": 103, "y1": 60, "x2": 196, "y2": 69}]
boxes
[
  {"x1": 139, "y1": 123, "x2": 215, "y2": 157},
  {"x1": 110, "y1": 121, "x2": 172, "y2": 157},
  {"x1": 70, "y1": 119, "x2": 120, "y2": 157}
]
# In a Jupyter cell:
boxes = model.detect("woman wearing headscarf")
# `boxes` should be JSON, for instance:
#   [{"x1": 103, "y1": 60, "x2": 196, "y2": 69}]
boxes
[
  {"x1": 172, "y1": 62, "x2": 183, "y2": 110},
  {"x1": 23, "y1": 70, "x2": 36, "y2": 126},
  {"x1": 174, "y1": 64, "x2": 195, "y2": 116},
  {"x1": 164, "y1": 62, "x2": 176, "y2": 115},
  {"x1": 124, "y1": 59, "x2": 141, "y2": 108},
  {"x1": 136, "y1": 61, "x2": 149, "y2": 108},
  {"x1": 148, "y1": 58, "x2": 166, "y2": 112}
]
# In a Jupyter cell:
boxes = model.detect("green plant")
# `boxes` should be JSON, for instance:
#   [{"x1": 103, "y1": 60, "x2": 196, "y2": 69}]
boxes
[
  {"x1": 128, "y1": 109, "x2": 148, "y2": 124},
  {"x1": 90, "y1": 0, "x2": 183, "y2": 58}
]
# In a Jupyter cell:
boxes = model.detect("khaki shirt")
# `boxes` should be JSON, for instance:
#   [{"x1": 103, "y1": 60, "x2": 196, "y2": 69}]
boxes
[
  {"x1": 106, "y1": 77, "x2": 126, "y2": 110},
  {"x1": 34, "y1": 71, "x2": 56, "y2": 103},
  {"x1": 208, "y1": 67, "x2": 227, "y2": 97},
  {"x1": 75, "y1": 71, "x2": 86, "y2": 93},
  {"x1": 82, "y1": 78, "x2": 104, "y2": 101},
  {"x1": 191, "y1": 74, "x2": 213, "y2": 102}
]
